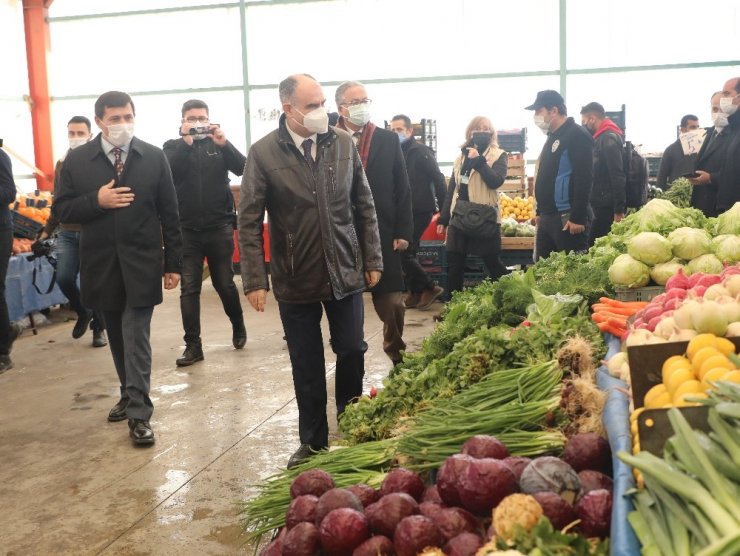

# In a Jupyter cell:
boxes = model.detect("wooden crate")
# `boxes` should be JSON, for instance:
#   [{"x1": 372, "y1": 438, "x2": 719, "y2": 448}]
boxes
[
  {"x1": 501, "y1": 237, "x2": 534, "y2": 250},
  {"x1": 506, "y1": 157, "x2": 526, "y2": 177}
]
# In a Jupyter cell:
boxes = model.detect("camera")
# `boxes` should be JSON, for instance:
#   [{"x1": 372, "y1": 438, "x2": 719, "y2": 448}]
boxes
[
  {"x1": 186, "y1": 125, "x2": 212, "y2": 135},
  {"x1": 27, "y1": 238, "x2": 56, "y2": 264}
]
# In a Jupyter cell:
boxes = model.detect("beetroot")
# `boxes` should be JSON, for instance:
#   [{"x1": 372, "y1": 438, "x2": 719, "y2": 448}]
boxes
[
  {"x1": 290, "y1": 468, "x2": 335, "y2": 499},
  {"x1": 562, "y1": 433, "x2": 612, "y2": 474},
  {"x1": 576, "y1": 489, "x2": 612, "y2": 538},
  {"x1": 532, "y1": 491, "x2": 578, "y2": 531},
  {"x1": 365, "y1": 492, "x2": 419, "y2": 537},
  {"x1": 286, "y1": 494, "x2": 319, "y2": 529},
  {"x1": 520, "y1": 457, "x2": 581, "y2": 504},
  {"x1": 578, "y1": 470, "x2": 613, "y2": 495},
  {"x1": 393, "y1": 515, "x2": 443, "y2": 556},
  {"x1": 420, "y1": 501, "x2": 445, "y2": 519},
  {"x1": 314, "y1": 488, "x2": 363, "y2": 527},
  {"x1": 282, "y1": 521, "x2": 321, "y2": 556},
  {"x1": 346, "y1": 484, "x2": 380, "y2": 508},
  {"x1": 380, "y1": 467, "x2": 425, "y2": 501},
  {"x1": 431, "y1": 507, "x2": 481, "y2": 541},
  {"x1": 422, "y1": 484, "x2": 443, "y2": 504},
  {"x1": 319, "y1": 508, "x2": 370, "y2": 556},
  {"x1": 444, "y1": 532, "x2": 483, "y2": 556},
  {"x1": 352, "y1": 535, "x2": 394, "y2": 556},
  {"x1": 436, "y1": 454, "x2": 474, "y2": 507},
  {"x1": 457, "y1": 457, "x2": 518, "y2": 515},
  {"x1": 460, "y1": 435, "x2": 509, "y2": 459},
  {"x1": 501, "y1": 456, "x2": 532, "y2": 481}
]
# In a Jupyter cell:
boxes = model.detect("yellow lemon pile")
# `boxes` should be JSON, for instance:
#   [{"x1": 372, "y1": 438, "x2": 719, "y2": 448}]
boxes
[{"x1": 500, "y1": 194, "x2": 534, "y2": 221}]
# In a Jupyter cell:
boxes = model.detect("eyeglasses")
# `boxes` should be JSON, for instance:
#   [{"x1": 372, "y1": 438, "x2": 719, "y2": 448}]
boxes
[
  {"x1": 341, "y1": 99, "x2": 372, "y2": 107},
  {"x1": 185, "y1": 116, "x2": 209, "y2": 124}
]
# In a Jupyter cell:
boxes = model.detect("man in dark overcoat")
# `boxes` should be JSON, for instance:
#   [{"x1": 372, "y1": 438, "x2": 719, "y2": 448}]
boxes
[{"x1": 54, "y1": 91, "x2": 183, "y2": 446}]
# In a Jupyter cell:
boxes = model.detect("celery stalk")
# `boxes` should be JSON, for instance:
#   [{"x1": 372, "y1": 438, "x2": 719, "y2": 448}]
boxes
[
  {"x1": 632, "y1": 490, "x2": 678, "y2": 556},
  {"x1": 643, "y1": 476, "x2": 709, "y2": 547},
  {"x1": 695, "y1": 531, "x2": 740, "y2": 556},
  {"x1": 708, "y1": 408, "x2": 740, "y2": 465}
]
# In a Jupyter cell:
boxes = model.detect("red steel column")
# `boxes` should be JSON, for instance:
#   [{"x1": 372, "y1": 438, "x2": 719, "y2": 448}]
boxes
[{"x1": 22, "y1": 0, "x2": 54, "y2": 191}]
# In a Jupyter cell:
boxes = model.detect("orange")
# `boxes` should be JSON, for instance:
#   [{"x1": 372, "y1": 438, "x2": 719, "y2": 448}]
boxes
[
  {"x1": 644, "y1": 383, "x2": 667, "y2": 407},
  {"x1": 666, "y1": 368, "x2": 695, "y2": 398},
  {"x1": 691, "y1": 347, "x2": 722, "y2": 376},
  {"x1": 699, "y1": 355, "x2": 735, "y2": 380},
  {"x1": 687, "y1": 334, "x2": 719, "y2": 360}
]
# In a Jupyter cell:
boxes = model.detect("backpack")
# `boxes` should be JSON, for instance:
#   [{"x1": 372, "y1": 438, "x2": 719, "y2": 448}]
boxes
[{"x1": 624, "y1": 140, "x2": 649, "y2": 208}]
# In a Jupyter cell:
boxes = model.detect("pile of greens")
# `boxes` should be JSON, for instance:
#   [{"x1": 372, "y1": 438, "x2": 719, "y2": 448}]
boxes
[{"x1": 657, "y1": 177, "x2": 693, "y2": 208}]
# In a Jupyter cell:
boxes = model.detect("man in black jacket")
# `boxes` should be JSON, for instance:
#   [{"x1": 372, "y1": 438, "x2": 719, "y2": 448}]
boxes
[
  {"x1": 580, "y1": 102, "x2": 626, "y2": 245},
  {"x1": 389, "y1": 115, "x2": 446, "y2": 310},
  {"x1": 715, "y1": 77, "x2": 740, "y2": 214},
  {"x1": 656, "y1": 114, "x2": 701, "y2": 190},
  {"x1": 164, "y1": 100, "x2": 247, "y2": 367},
  {"x1": 526, "y1": 90, "x2": 593, "y2": 259}
]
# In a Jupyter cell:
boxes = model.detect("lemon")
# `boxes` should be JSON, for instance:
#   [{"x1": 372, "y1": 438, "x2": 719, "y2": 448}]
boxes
[
  {"x1": 699, "y1": 355, "x2": 735, "y2": 380},
  {"x1": 721, "y1": 370, "x2": 740, "y2": 384},
  {"x1": 662, "y1": 356, "x2": 692, "y2": 382},
  {"x1": 666, "y1": 367, "x2": 695, "y2": 398},
  {"x1": 648, "y1": 392, "x2": 672, "y2": 409},
  {"x1": 691, "y1": 347, "x2": 722, "y2": 376},
  {"x1": 687, "y1": 333, "x2": 719, "y2": 360},
  {"x1": 714, "y1": 337, "x2": 737, "y2": 356},
  {"x1": 643, "y1": 383, "x2": 667, "y2": 407},
  {"x1": 701, "y1": 367, "x2": 728, "y2": 390},
  {"x1": 672, "y1": 379, "x2": 702, "y2": 402}
]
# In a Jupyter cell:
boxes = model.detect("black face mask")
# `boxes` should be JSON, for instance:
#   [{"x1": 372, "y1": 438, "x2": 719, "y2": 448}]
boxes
[{"x1": 471, "y1": 131, "x2": 492, "y2": 151}]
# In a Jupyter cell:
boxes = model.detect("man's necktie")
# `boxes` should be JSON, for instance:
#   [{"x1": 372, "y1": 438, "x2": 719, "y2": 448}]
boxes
[
  {"x1": 112, "y1": 147, "x2": 124, "y2": 179},
  {"x1": 301, "y1": 139, "x2": 315, "y2": 168}
]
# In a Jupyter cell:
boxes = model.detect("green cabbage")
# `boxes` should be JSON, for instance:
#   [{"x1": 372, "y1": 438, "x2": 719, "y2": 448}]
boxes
[
  {"x1": 650, "y1": 259, "x2": 687, "y2": 286},
  {"x1": 667, "y1": 227, "x2": 713, "y2": 260},
  {"x1": 608, "y1": 254, "x2": 650, "y2": 288},
  {"x1": 716, "y1": 203, "x2": 740, "y2": 235},
  {"x1": 687, "y1": 253, "x2": 724, "y2": 275},
  {"x1": 714, "y1": 235, "x2": 740, "y2": 264},
  {"x1": 627, "y1": 232, "x2": 673, "y2": 265}
]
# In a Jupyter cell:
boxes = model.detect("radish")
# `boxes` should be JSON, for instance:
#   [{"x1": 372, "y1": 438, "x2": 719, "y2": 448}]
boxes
[
  {"x1": 696, "y1": 274, "x2": 723, "y2": 289},
  {"x1": 665, "y1": 267, "x2": 690, "y2": 290},
  {"x1": 688, "y1": 272, "x2": 704, "y2": 288},
  {"x1": 665, "y1": 288, "x2": 688, "y2": 301},
  {"x1": 647, "y1": 315, "x2": 663, "y2": 332},
  {"x1": 690, "y1": 285, "x2": 707, "y2": 298},
  {"x1": 663, "y1": 298, "x2": 680, "y2": 312},
  {"x1": 650, "y1": 293, "x2": 668, "y2": 305},
  {"x1": 643, "y1": 305, "x2": 664, "y2": 322}
]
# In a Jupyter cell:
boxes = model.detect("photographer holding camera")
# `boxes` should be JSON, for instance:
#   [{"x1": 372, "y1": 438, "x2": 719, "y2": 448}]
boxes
[
  {"x1": 163, "y1": 99, "x2": 247, "y2": 367},
  {"x1": 37, "y1": 116, "x2": 107, "y2": 347}
]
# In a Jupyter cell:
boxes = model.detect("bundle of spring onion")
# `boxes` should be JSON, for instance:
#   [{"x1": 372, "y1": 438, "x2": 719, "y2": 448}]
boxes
[
  {"x1": 618, "y1": 381, "x2": 740, "y2": 556},
  {"x1": 241, "y1": 360, "x2": 567, "y2": 545}
]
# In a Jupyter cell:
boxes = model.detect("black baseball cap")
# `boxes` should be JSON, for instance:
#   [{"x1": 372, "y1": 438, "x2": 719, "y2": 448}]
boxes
[{"x1": 525, "y1": 90, "x2": 565, "y2": 110}]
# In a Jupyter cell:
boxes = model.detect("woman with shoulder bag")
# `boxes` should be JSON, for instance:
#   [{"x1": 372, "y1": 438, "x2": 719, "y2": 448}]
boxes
[{"x1": 437, "y1": 116, "x2": 509, "y2": 294}]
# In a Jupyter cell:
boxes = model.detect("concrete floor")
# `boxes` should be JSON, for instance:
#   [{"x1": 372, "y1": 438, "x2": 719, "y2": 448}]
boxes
[{"x1": 0, "y1": 279, "x2": 439, "y2": 555}]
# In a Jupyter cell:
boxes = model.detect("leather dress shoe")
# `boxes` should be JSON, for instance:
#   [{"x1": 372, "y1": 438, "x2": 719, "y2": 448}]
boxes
[
  {"x1": 108, "y1": 398, "x2": 129, "y2": 422},
  {"x1": 92, "y1": 330, "x2": 108, "y2": 348},
  {"x1": 416, "y1": 285, "x2": 445, "y2": 310},
  {"x1": 72, "y1": 311, "x2": 93, "y2": 339},
  {"x1": 129, "y1": 419, "x2": 155, "y2": 445},
  {"x1": 232, "y1": 320, "x2": 247, "y2": 349},
  {"x1": 176, "y1": 344, "x2": 204, "y2": 366},
  {"x1": 404, "y1": 292, "x2": 421, "y2": 308},
  {"x1": 287, "y1": 443, "x2": 327, "y2": 470}
]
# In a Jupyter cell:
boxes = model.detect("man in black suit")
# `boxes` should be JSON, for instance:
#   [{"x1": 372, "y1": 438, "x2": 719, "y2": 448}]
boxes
[
  {"x1": 689, "y1": 92, "x2": 733, "y2": 217},
  {"x1": 335, "y1": 81, "x2": 413, "y2": 365},
  {"x1": 55, "y1": 91, "x2": 183, "y2": 446},
  {"x1": 656, "y1": 114, "x2": 700, "y2": 190},
  {"x1": 713, "y1": 76, "x2": 740, "y2": 214}
]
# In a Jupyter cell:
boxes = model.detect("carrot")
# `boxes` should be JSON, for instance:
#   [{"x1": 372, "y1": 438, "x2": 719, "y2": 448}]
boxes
[
  {"x1": 597, "y1": 322, "x2": 627, "y2": 336},
  {"x1": 592, "y1": 313, "x2": 608, "y2": 323},
  {"x1": 607, "y1": 316, "x2": 630, "y2": 328},
  {"x1": 592, "y1": 305, "x2": 639, "y2": 316},
  {"x1": 598, "y1": 297, "x2": 649, "y2": 308}
]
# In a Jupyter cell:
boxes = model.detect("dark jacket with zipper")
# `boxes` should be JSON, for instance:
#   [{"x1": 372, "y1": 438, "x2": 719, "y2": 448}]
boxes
[
  {"x1": 238, "y1": 115, "x2": 382, "y2": 304},
  {"x1": 163, "y1": 136, "x2": 246, "y2": 231},
  {"x1": 692, "y1": 125, "x2": 732, "y2": 217},
  {"x1": 590, "y1": 120, "x2": 626, "y2": 214},
  {"x1": 401, "y1": 139, "x2": 446, "y2": 214},
  {"x1": 535, "y1": 117, "x2": 594, "y2": 225},
  {"x1": 716, "y1": 110, "x2": 740, "y2": 213}
]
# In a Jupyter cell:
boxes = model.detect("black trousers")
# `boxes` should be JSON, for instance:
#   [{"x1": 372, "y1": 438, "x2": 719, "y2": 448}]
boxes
[
  {"x1": 536, "y1": 212, "x2": 590, "y2": 260},
  {"x1": 446, "y1": 225, "x2": 508, "y2": 295},
  {"x1": 0, "y1": 227, "x2": 12, "y2": 355},
  {"x1": 278, "y1": 292, "x2": 366, "y2": 448},
  {"x1": 400, "y1": 211, "x2": 434, "y2": 293},
  {"x1": 180, "y1": 225, "x2": 243, "y2": 346},
  {"x1": 588, "y1": 206, "x2": 615, "y2": 246}
]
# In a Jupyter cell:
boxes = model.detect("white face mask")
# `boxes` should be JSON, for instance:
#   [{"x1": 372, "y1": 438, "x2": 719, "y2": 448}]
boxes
[
  {"x1": 719, "y1": 96, "x2": 738, "y2": 116},
  {"x1": 68, "y1": 137, "x2": 89, "y2": 150},
  {"x1": 293, "y1": 106, "x2": 329, "y2": 135},
  {"x1": 711, "y1": 111, "x2": 729, "y2": 129},
  {"x1": 534, "y1": 113, "x2": 551, "y2": 134},
  {"x1": 106, "y1": 123, "x2": 134, "y2": 147},
  {"x1": 347, "y1": 104, "x2": 371, "y2": 127}
]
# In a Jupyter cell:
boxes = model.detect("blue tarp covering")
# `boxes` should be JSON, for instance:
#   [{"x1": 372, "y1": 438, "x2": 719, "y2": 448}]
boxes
[{"x1": 596, "y1": 334, "x2": 640, "y2": 556}]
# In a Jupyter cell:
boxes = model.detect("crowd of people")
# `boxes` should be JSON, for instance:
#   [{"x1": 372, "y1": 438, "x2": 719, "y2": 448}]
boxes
[{"x1": 0, "y1": 73, "x2": 738, "y2": 468}]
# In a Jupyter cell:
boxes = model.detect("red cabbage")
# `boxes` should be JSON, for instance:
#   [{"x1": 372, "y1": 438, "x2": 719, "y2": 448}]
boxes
[
  {"x1": 393, "y1": 515, "x2": 443, "y2": 556},
  {"x1": 290, "y1": 468, "x2": 335, "y2": 499},
  {"x1": 314, "y1": 488, "x2": 363, "y2": 527},
  {"x1": 457, "y1": 457, "x2": 518, "y2": 515},
  {"x1": 531, "y1": 491, "x2": 577, "y2": 531},
  {"x1": 578, "y1": 470, "x2": 613, "y2": 496},
  {"x1": 282, "y1": 521, "x2": 321, "y2": 556},
  {"x1": 436, "y1": 454, "x2": 474, "y2": 507},
  {"x1": 460, "y1": 435, "x2": 509, "y2": 459},
  {"x1": 431, "y1": 507, "x2": 482, "y2": 541},
  {"x1": 520, "y1": 457, "x2": 581, "y2": 504},
  {"x1": 444, "y1": 531, "x2": 484, "y2": 556},
  {"x1": 365, "y1": 492, "x2": 419, "y2": 538},
  {"x1": 319, "y1": 508, "x2": 370, "y2": 556},
  {"x1": 346, "y1": 483, "x2": 380, "y2": 508},
  {"x1": 351, "y1": 535, "x2": 394, "y2": 556},
  {"x1": 380, "y1": 467, "x2": 425, "y2": 501},
  {"x1": 575, "y1": 489, "x2": 612, "y2": 539},
  {"x1": 562, "y1": 433, "x2": 612, "y2": 474},
  {"x1": 286, "y1": 494, "x2": 319, "y2": 529},
  {"x1": 501, "y1": 456, "x2": 532, "y2": 481}
]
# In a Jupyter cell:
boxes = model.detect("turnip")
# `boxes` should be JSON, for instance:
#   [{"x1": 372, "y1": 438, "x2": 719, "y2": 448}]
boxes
[
  {"x1": 290, "y1": 468, "x2": 335, "y2": 499},
  {"x1": 717, "y1": 297, "x2": 740, "y2": 324},
  {"x1": 501, "y1": 456, "x2": 532, "y2": 481},
  {"x1": 444, "y1": 532, "x2": 484, "y2": 556},
  {"x1": 351, "y1": 535, "x2": 394, "y2": 556},
  {"x1": 532, "y1": 491, "x2": 578, "y2": 531},
  {"x1": 319, "y1": 508, "x2": 370, "y2": 556},
  {"x1": 393, "y1": 515, "x2": 443, "y2": 556},
  {"x1": 456, "y1": 457, "x2": 519, "y2": 515},
  {"x1": 690, "y1": 299, "x2": 729, "y2": 336},
  {"x1": 431, "y1": 507, "x2": 482, "y2": 541},
  {"x1": 654, "y1": 317, "x2": 677, "y2": 339},
  {"x1": 575, "y1": 489, "x2": 612, "y2": 539},
  {"x1": 436, "y1": 454, "x2": 474, "y2": 507},
  {"x1": 282, "y1": 521, "x2": 321, "y2": 556},
  {"x1": 380, "y1": 467, "x2": 425, "y2": 501},
  {"x1": 286, "y1": 495, "x2": 319, "y2": 529},
  {"x1": 520, "y1": 457, "x2": 581, "y2": 504},
  {"x1": 562, "y1": 433, "x2": 612, "y2": 474},
  {"x1": 669, "y1": 328, "x2": 698, "y2": 342},
  {"x1": 578, "y1": 470, "x2": 614, "y2": 495},
  {"x1": 724, "y1": 274, "x2": 740, "y2": 297},
  {"x1": 460, "y1": 435, "x2": 509, "y2": 460},
  {"x1": 726, "y1": 322, "x2": 740, "y2": 336},
  {"x1": 365, "y1": 492, "x2": 419, "y2": 537},
  {"x1": 346, "y1": 484, "x2": 380, "y2": 508},
  {"x1": 314, "y1": 488, "x2": 364, "y2": 527}
]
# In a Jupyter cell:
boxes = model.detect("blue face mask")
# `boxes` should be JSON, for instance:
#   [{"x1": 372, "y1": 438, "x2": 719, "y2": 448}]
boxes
[{"x1": 397, "y1": 132, "x2": 409, "y2": 144}]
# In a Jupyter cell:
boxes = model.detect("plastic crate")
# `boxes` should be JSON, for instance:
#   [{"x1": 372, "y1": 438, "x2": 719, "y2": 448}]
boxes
[
  {"x1": 614, "y1": 286, "x2": 664, "y2": 302},
  {"x1": 12, "y1": 210, "x2": 43, "y2": 239},
  {"x1": 416, "y1": 241, "x2": 447, "y2": 267}
]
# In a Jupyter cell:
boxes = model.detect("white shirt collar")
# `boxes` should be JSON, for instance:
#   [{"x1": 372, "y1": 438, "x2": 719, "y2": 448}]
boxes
[
  {"x1": 285, "y1": 122, "x2": 317, "y2": 150},
  {"x1": 101, "y1": 135, "x2": 131, "y2": 154}
]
